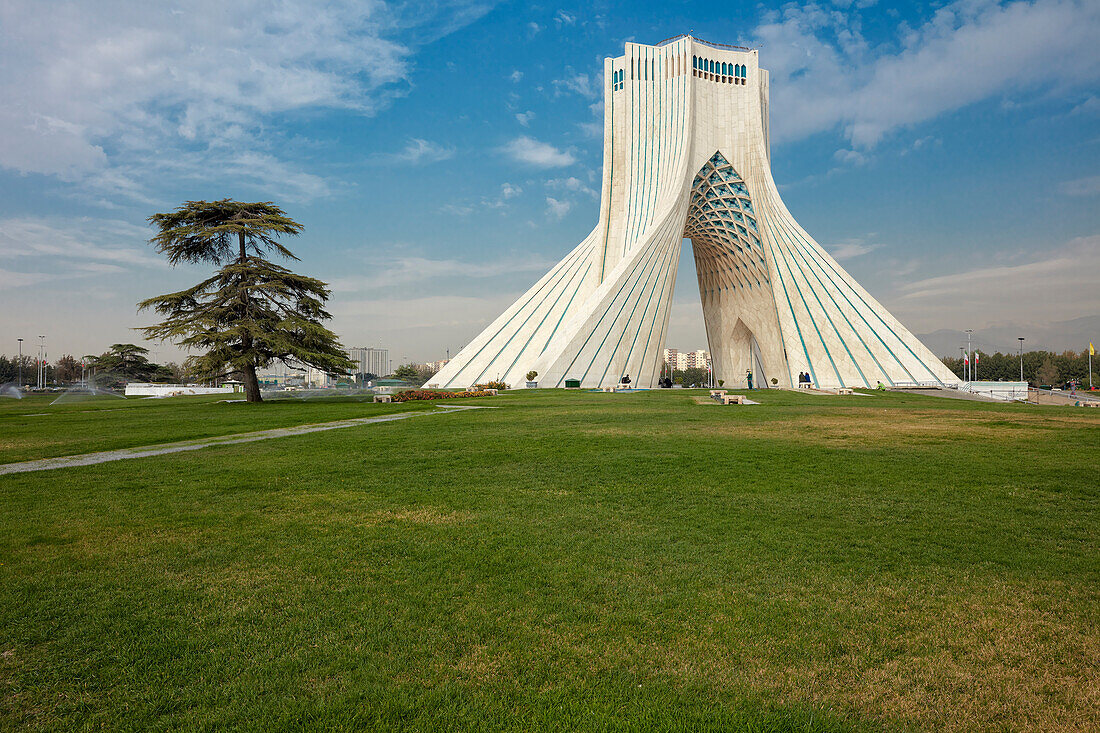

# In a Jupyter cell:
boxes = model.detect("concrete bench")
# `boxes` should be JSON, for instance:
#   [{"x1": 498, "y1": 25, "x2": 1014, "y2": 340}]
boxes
[
  {"x1": 837, "y1": 388, "x2": 854, "y2": 395},
  {"x1": 373, "y1": 394, "x2": 392, "y2": 403},
  {"x1": 710, "y1": 390, "x2": 727, "y2": 398},
  {"x1": 722, "y1": 394, "x2": 745, "y2": 405}
]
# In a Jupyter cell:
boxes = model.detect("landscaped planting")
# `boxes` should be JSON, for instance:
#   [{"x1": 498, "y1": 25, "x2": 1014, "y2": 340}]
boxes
[{"x1": 392, "y1": 389, "x2": 495, "y2": 402}]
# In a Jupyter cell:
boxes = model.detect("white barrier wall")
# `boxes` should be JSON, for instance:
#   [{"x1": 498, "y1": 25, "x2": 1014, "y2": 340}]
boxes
[
  {"x1": 963, "y1": 382, "x2": 1028, "y2": 401},
  {"x1": 124, "y1": 383, "x2": 239, "y2": 397}
]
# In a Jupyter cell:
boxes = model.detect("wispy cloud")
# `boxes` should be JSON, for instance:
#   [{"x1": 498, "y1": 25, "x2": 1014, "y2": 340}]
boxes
[
  {"x1": 441, "y1": 182, "x2": 523, "y2": 215},
  {"x1": 545, "y1": 197, "x2": 571, "y2": 219},
  {"x1": 0, "y1": 217, "x2": 164, "y2": 289},
  {"x1": 501, "y1": 136, "x2": 576, "y2": 167},
  {"x1": 0, "y1": 1, "x2": 489, "y2": 201},
  {"x1": 546, "y1": 176, "x2": 597, "y2": 198},
  {"x1": 833, "y1": 148, "x2": 868, "y2": 167},
  {"x1": 892, "y1": 234, "x2": 1100, "y2": 330},
  {"x1": 824, "y1": 238, "x2": 881, "y2": 260},
  {"x1": 552, "y1": 71, "x2": 598, "y2": 99},
  {"x1": 377, "y1": 138, "x2": 455, "y2": 164},
  {"x1": 757, "y1": 0, "x2": 1100, "y2": 147},
  {"x1": 515, "y1": 111, "x2": 536, "y2": 127},
  {"x1": 554, "y1": 10, "x2": 576, "y2": 27},
  {"x1": 1060, "y1": 175, "x2": 1100, "y2": 196},
  {"x1": 330, "y1": 253, "x2": 553, "y2": 292}
]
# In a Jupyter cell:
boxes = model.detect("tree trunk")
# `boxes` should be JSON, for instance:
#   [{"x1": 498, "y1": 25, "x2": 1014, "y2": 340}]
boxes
[
  {"x1": 243, "y1": 360, "x2": 262, "y2": 402},
  {"x1": 237, "y1": 229, "x2": 262, "y2": 402}
]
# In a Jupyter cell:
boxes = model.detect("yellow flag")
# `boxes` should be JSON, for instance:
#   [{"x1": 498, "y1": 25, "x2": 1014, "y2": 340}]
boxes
[{"x1": 1091, "y1": 342, "x2": 1096, "y2": 356}]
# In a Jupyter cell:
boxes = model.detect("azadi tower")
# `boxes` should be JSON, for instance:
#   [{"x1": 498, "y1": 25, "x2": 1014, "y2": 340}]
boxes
[{"x1": 430, "y1": 36, "x2": 957, "y2": 390}]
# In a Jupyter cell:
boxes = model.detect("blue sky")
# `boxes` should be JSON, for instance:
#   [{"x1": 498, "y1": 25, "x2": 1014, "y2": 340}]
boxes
[{"x1": 0, "y1": 0, "x2": 1097, "y2": 365}]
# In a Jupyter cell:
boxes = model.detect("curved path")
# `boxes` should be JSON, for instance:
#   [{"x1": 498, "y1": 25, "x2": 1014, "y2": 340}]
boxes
[{"x1": 0, "y1": 405, "x2": 493, "y2": 476}]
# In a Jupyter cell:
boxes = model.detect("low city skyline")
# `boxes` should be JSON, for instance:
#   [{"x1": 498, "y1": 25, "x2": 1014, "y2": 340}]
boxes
[{"x1": 0, "y1": 1, "x2": 1097, "y2": 365}]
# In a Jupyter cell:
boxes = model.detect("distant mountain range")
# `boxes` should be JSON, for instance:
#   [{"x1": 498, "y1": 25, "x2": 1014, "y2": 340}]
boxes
[{"x1": 918, "y1": 315, "x2": 1099, "y2": 358}]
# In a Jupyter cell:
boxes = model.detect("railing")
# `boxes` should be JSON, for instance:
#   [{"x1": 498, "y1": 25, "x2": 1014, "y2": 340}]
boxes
[{"x1": 654, "y1": 34, "x2": 754, "y2": 52}]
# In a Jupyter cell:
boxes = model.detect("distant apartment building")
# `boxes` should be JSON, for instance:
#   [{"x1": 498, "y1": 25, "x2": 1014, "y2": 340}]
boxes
[
  {"x1": 422, "y1": 358, "x2": 450, "y2": 373},
  {"x1": 349, "y1": 347, "x2": 389, "y2": 377},
  {"x1": 662, "y1": 348, "x2": 679, "y2": 370},
  {"x1": 685, "y1": 349, "x2": 711, "y2": 370},
  {"x1": 662, "y1": 347, "x2": 710, "y2": 371},
  {"x1": 305, "y1": 366, "x2": 332, "y2": 388}
]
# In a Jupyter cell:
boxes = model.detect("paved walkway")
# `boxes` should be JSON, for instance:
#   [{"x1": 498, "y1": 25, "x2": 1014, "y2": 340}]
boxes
[{"x1": 0, "y1": 405, "x2": 493, "y2": 476}]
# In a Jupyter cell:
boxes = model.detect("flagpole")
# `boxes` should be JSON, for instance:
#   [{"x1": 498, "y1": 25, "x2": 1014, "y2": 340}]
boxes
[{"x1": 966, "y1": 329, "x2": 972, "y2": 383}]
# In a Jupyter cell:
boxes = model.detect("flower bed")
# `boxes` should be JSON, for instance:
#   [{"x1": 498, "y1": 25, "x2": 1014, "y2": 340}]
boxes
[
  {"x1": 392, "y1": 389, "x2": 494, "y2": 402},
  {"x1": 476, "y1": 381, "x2": 509, "y2": 390}
]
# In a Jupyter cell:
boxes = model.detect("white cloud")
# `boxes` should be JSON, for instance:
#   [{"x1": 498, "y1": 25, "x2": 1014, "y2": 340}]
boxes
[
  {"x1": 833, "y1": 148, "x2": 868, "y2": 166},
  {"x1": 527, "y1": 21, "x2": 541, "y2": 37},
  {"x1": 891, "y1": 234, "x2": 1100, "y2": 330},
  {"x1": 440, "y1": 203, "x2": 475, "y2": 216},
  {"x1": 546, "y1": 196, "x2": 571, "y2": 219},
  {"x1": 553, "y1": 72, "x2": 598, "y2": 99},
  {"x1": 758, "y1": 0, "x2": 1100, "y2": 147},
  {"x1": 546, "y1": 176, "x2": 597, "y2": 197},
  {"x1": 824, "y1": 238, "x2": 881, "y2": 260},
  {"x1": 385, "y1": 138, "x2": 455, "y2": 164},
  {"x1": 0, "y1": 1, "x2": 489, "y2": 199},
  {"x1": 0, "y1": 267, "x2": 57, "y2": 289},
  {"x1": 509, "y1": 70, "x2": 524, "y2": 83},
  {"x1": 501, "y1": 136, "x2": 576, "y2": 167},
  {"x1": 554, "y1": 10, "x2": 576, "y2": 27},
  {"x1": 329, "y1": 254, "x2": 552, "y2": 292},
  {"x1": 577, "y1": 121, "x2": 602, "y2": 138},
  {"x1": 1060, "y1": 175, "x2": 1100, "y2": 196},
  {"x1": 500, "y1": 182, "x2": 522, "y2": 199},
  {"x1": 0, "y1": 216, "x2": 165, "y2": 289},
  {"x1": 0, "y1": 217, "x2": 159, "y2": 266},
  {"x1": 515, "y1": 111, "x2": 536, "y2": 127}
]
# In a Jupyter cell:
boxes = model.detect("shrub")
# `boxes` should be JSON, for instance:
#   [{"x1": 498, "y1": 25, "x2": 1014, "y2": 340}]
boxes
[
  {"x1": 476, "y1": 381, "x2": 509, "y2": 390},
  {"x1": 392, "y1": 389, "x2": 494, "y2": 402},
  {"x1": 525, "y1": 371, "x2": 538, "y2": 381}
]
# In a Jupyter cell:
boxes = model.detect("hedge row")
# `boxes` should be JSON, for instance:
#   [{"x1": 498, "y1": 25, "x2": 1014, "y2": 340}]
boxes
[{"x1": 392, "y1": 389, "x2": 494, "y2": 402}]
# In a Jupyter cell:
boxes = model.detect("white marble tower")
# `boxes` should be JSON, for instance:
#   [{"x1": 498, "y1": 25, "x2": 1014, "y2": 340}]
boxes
[{"x1": 429, "y1": 36, "x2": 957, "y2": 389}]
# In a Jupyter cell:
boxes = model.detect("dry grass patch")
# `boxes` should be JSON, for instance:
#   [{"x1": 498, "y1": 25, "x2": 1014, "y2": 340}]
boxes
[
  {"x1": 364, "y1": 508, "x2": 474, "y2": 526},
  {"x1": 657, "y1": 580, "x2": 1098, "y2": 732}
]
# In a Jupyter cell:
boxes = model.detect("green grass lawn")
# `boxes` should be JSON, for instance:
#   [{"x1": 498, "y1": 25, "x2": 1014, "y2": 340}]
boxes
[
  {"x1": 0, "y1": 393, "x2": 437, "y2": 464},
  {"x1": 1, "y1": 389, "x2": 1098, "y2": 731}
]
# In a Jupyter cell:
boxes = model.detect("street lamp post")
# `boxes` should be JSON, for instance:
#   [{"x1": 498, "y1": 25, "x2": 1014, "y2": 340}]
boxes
[
  {"x1": 17, "y1": 338, "x2": 23, "y2": 387},
  {"x1": 1017, "y1": 337, "x2": 1025, "y2": 383}
]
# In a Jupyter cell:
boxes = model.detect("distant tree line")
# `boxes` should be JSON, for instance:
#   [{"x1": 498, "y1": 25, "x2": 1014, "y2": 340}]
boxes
[
  {"x1": 391, "y1": 363, "x2": 438, "y2": 384},
  {"x1": 941, "y1": 349, "x2": 1094, "y2": 387},
  {"x1": 659, "y1": 365, "x2": 712, "y2": 386},
  {"x1": 0, "y1": 343, "x2": 185, "y2": 388}
]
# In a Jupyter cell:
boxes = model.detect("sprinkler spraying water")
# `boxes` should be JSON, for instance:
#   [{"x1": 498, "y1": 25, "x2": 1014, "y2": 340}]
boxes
[{"x1": 50, "y1": 371, "x2": 127, "y2": 405}]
